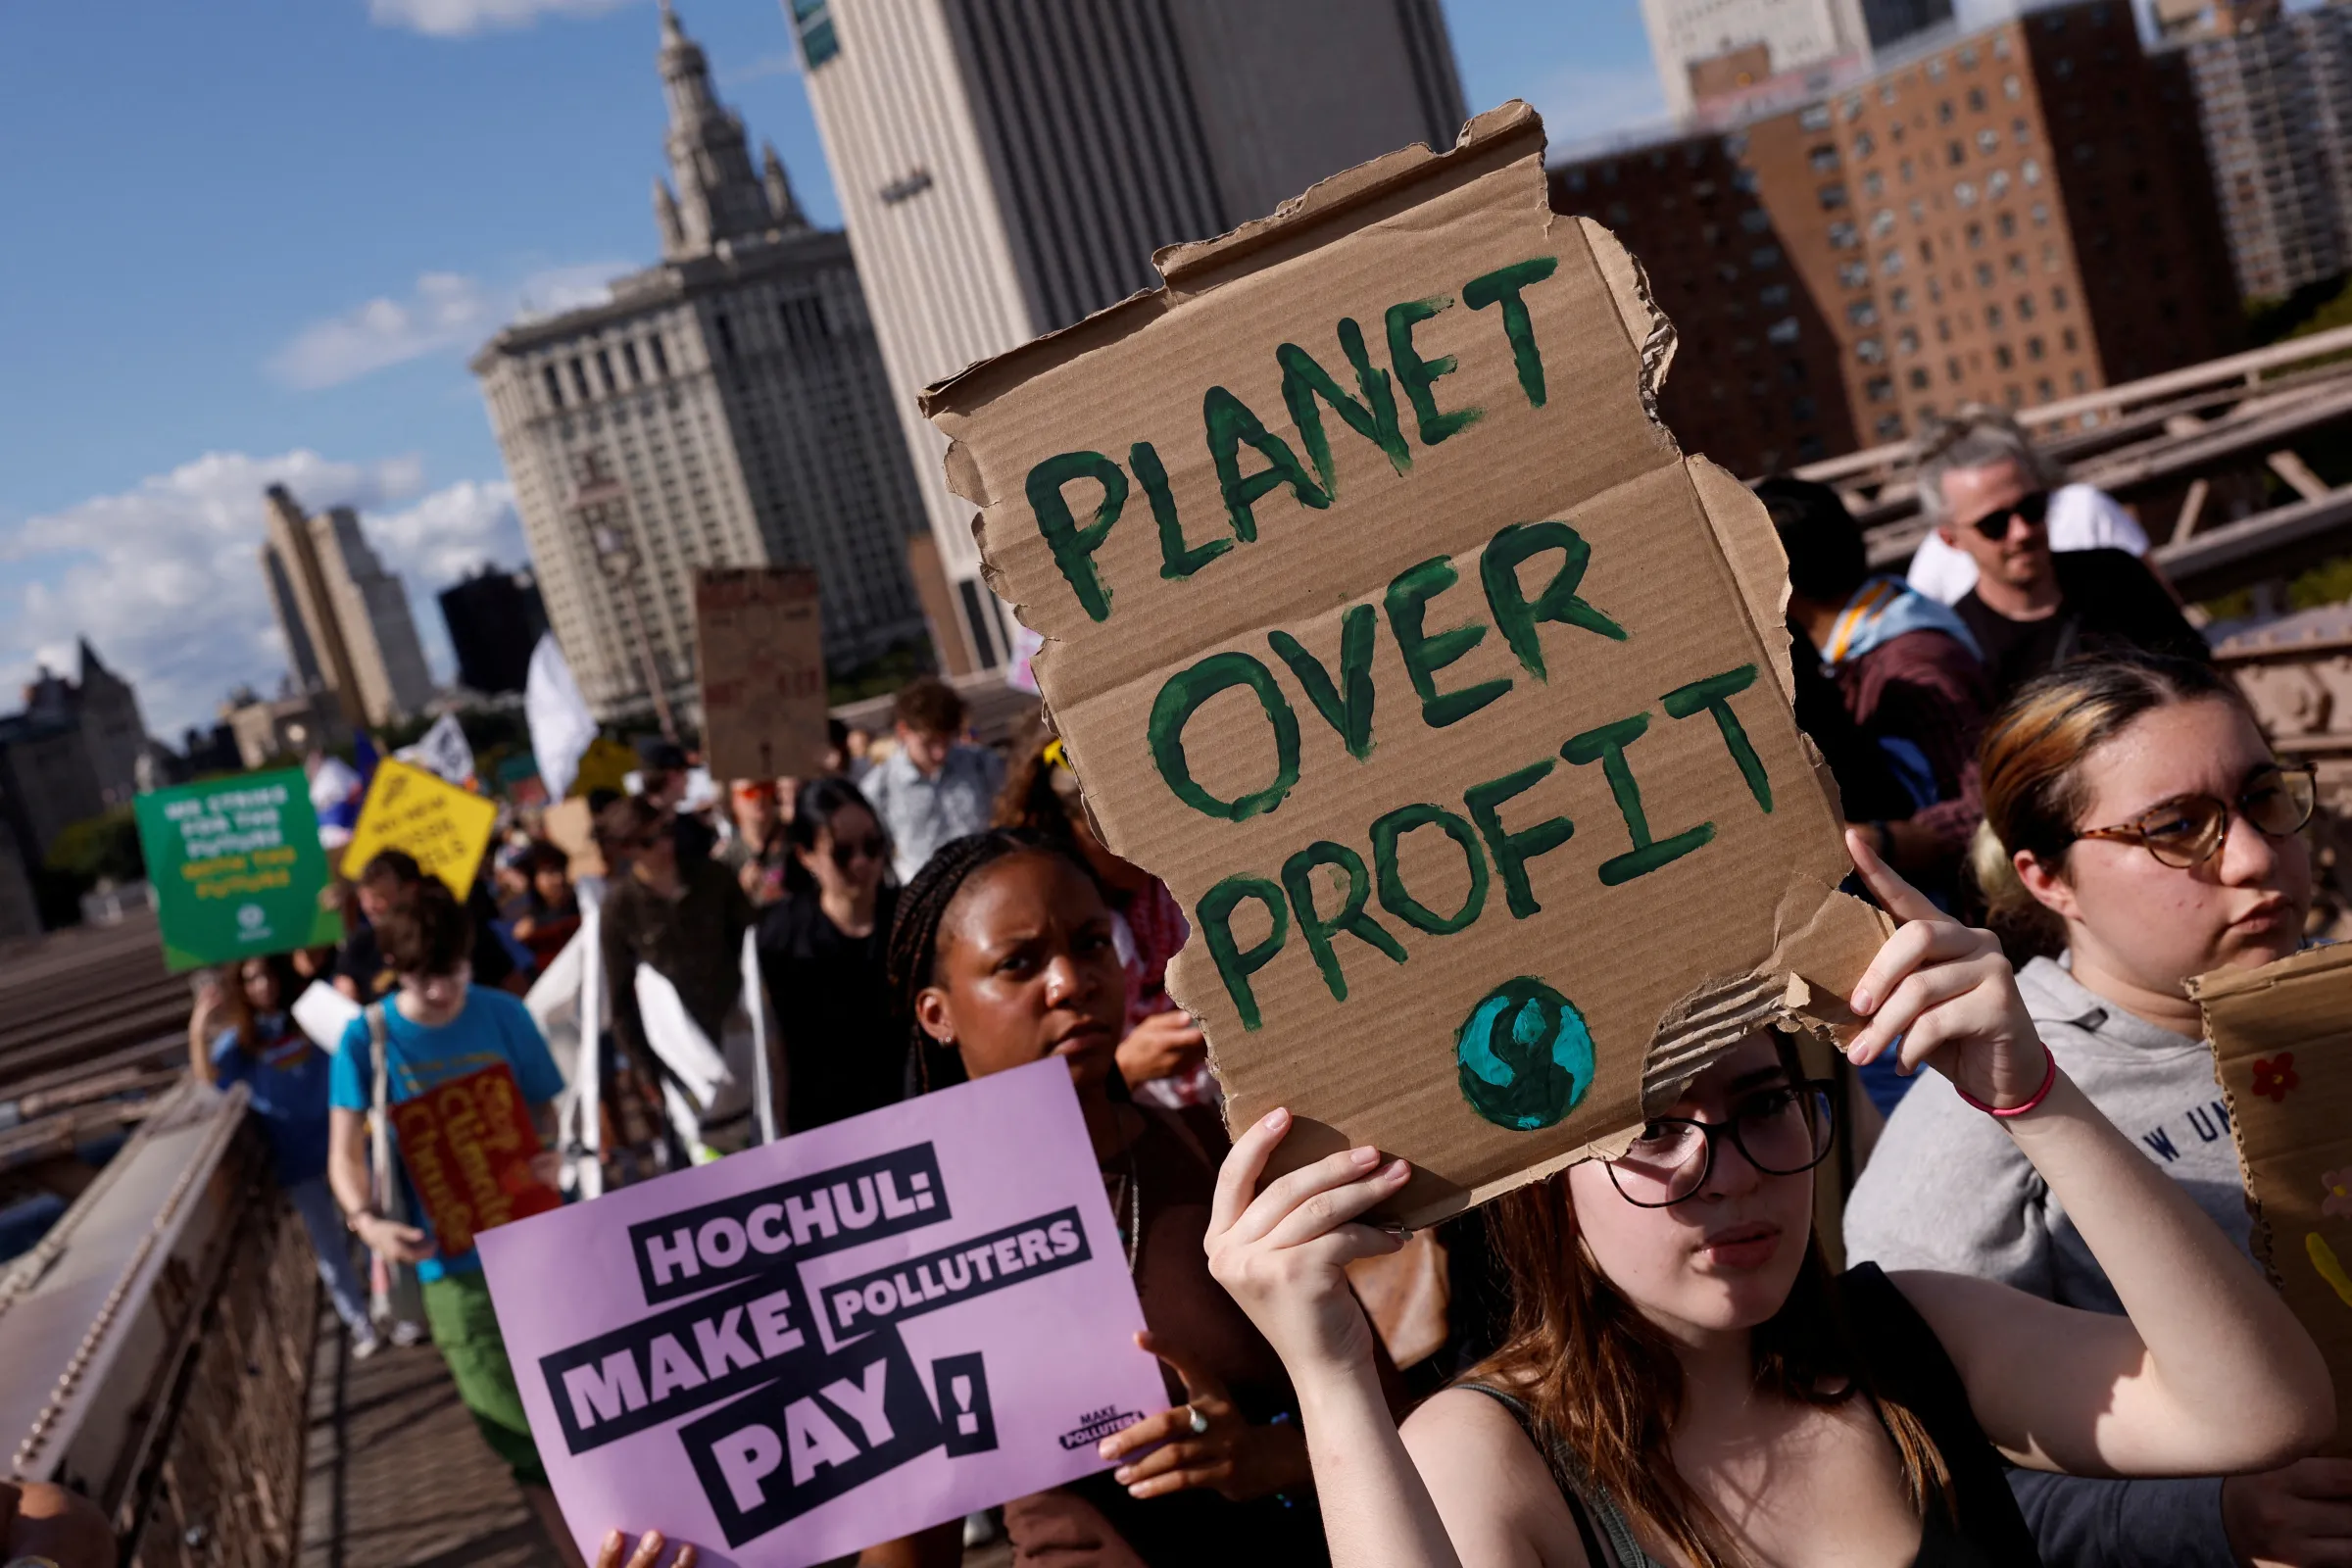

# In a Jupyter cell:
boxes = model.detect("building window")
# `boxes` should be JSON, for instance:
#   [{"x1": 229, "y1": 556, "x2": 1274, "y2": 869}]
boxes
[
  {"x1": 2035, "y1": 376, "x2": 2055, "y2": 401},
  {"x1": 2017, "y1": 293, "x2": 2036, "y2": 319},
  {"x1": 1562, "y1": 169, "x2": 1588, "y2": 193},
  {"x1": 1863, "y1": 171, "x2": 1885, "y2": 198},
  {"x1": 1967, "y1": 87, "x2": 1986, "y2": 112},
  {"x1": 1819, "y1": 182, "x2": 1849, "y2": 209},
  {"x1": 1900, "y1": 157, "x2": 1915, "y2": 183},
  {"x1": 1996, "y1": 208, "x2": 2017, "y2": 236},
  {"x1": 1956, "y1": 180, "x2": 1979, "y2": 208},
  {"x1": 1881, "y1": 250, "x2": 1905, "y2": 277},
  {"x1": 1751, "y1": 245, "x2": 1784, "y2": 269},
  {"x1": 2072, "y1": 369, "x2": 2087, "y2": 391},
  {"x1": 1947, "y1": 140, "x2": 1967, "y2": 168},
  {"x1": 542, "y1": 365, "x2": 564, "y2": 409},
  {"x1": 1910, "y1": 368, "x2": 1932, "y2": 390},
  {"x1": 1856, "y1": 337, "x2": 1886, "y2": 364},
  {"x1": 1966, "y1": 221, "x2": 1984, "y2": 249},
  {"x1": 1855, "y1": 130, "x2": 1877, "y2": 158},
  {"x1": 1759, "y1": 283, "x2": 1790, "y2": 307},
  {"x1": 1985, "y1": 303, "x2": 2005, "y2": 328},
  {"x1": 1840, "y1": 260, "x2": 1870, "y2": 288},
  {"x1": 1892, "y1": 285, "x2": 1913, "y2": 312},
  {"x1": 2022, "y1": 158, "x2": 2043, "y2": 187},
  {"x1": 1791, "y1": 395, "x2": 1819, "y2": 421},
  {"x1": 1976, "y1": 262, "x2": 1996, "y2": 287},
  {"x1": 1768, "y1": 317, "x2": 1801, "y2": 344},
  {"x1": 650, "y1": 336, "x2": 671, "y2": 376},
  {"x1": 621, "y1": 342, "x2": 643, "y2": 383},
  {"x1": 1740, "y1": 207, "x2": 1772, "y2": 232},
  {"x1": 2010, "y1": 253, "x2": 2031, "y2": 277},
  {"x1": 1928, "y1": 56, "x2": 1946, "y2": 80},
  {"x1": 2027, "y1": 335, "x2": 2046, "y2": 360},
  {"x1": 1724, "y1": 132, "x2": 1749, "y2": 159},
  {"x1": 1849, "y1": 300, "x2": 1881, "y2": 326},
  {"x1": 1810, "y1": 145, "x2": 1841, "y2": 172},
  {"x1": 1881, "y1": 82, "x2": 1899, "y2": 105},
  {"x1": 1801, "y1": 104, "x2": 1834, "y2": 130},
  {"x1": 568, "y1": 357, "x2": 591, "y2": 401},
  {"x1": 1871, "y1": 208, "x2": 1897, "y2": 238},
  {"x1": 1829, "y1": 221, "x2": 1859, "y2": 249},
  {"x1": 1732, "y1": 168, "x2": 1759, "y2": 193},
  {"x1": 2052, "y1": 285, "x2": 2070, "y2": 311},
  {"x1": 714, "y1": 314, "x2": 738, "y2": 362},
  {"x1": 595, "y1": 348, "x2": 616, "y2": 394},
  {"x1": 791, "y1": 0, "x2": 840, "y2": 68},
  {"x1": 1867, "y1": 376, "x2": 1896, "y2": 402},
  {"x1": 1877, "y1": 413, "x2": 1906, "y2": 438},
  {"x1": 1960, "y1": 45, "x2": 1980, "y2": 68},
  {"x1": 1938, "y1": 99, "x2": 1956, "y2": 124},
  {"x1": 1994, "y1": 344, "x2": 2015, "y2": 369}
]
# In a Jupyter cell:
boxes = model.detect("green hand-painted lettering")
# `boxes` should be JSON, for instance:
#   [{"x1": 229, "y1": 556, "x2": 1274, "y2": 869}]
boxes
[
  {"x1": 1386, "y1": 557, "x2": 1511, "y2": 728},
  {"x1": 1277, "y1": 322, "x2": 1409, "y2": 496},
  {"x1": 1560, "y1": 712, "x2": 1715, "y2": 885},
  {"x1": 1026, "y1": 451, "x2": 1127, "y2": 622},
  {"x1": 1462, "y1": 257, "x2": 1560, "y2": 409},
  {"x1": 1204, "y1": 385, "x2": 1329, "y2": 544},
  {"x1": 1197, "y1": 875, "x2": 1289, "y2": 1031},
  {"x1": 1372, "y1": 804, "x2": 1490, "y2": 935},
  {"x1": 1267, "y1": 605, "x2": 1377, "y2": 760},
  {"x1": 1464, "y1": 761, "x2": 1575, "y2": 918},
  {"x1": 1386, "y1": 297, "x2": 1482, "y2": 446},
  {"x1": 1147, "y1": 652, "x2": 1301, "y2": 821},
  {"x1": 1480, "y1": 520, "x2": 1628, "y2": 680},
  {"x1": 1660, "y1": 664, "x2": 1772, "y2": 812},
  {"x1": 1282, "y1": 841, "x2": 1407, "y2": 1003},
  {"x1": 1131, "y1": 439, "x2": 1229, "y2": 581}
]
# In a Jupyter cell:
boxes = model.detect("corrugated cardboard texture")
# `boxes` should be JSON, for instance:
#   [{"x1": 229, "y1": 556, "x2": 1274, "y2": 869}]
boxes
[
  {"x1": 2194, "y1": 946, "x2": 2352, "y2": 1457},
  {"x1": 693, "y1": 566, "x2": 827, "y2": 781},
  {"x1": 924, "y1": 102, "x2": 1887, "y2": 1225}
]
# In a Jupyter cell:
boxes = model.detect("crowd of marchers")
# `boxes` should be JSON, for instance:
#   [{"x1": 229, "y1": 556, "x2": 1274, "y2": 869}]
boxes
[{"x1": 86, "y1": 400, "x2": 2340, "y2": 1568}]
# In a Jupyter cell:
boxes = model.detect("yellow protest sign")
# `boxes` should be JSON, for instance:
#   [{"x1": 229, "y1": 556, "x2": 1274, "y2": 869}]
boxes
[
  {"x1": 570, "y1": 736, "x2": 637, "y2": 800},
  {"x1": 342, "y1": 759, "x2": 499, "y2": 895}
]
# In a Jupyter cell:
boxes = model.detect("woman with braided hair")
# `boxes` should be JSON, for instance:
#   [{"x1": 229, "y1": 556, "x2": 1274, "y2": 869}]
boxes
[{"x1": 877, "y1": 829, "x2": 1384, "y2": 1568}]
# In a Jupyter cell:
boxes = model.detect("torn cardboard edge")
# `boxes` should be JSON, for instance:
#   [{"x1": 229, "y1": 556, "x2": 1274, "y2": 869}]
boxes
[{"x1": 926, "y1": 97, "x2": 1891, "y2": 1221}]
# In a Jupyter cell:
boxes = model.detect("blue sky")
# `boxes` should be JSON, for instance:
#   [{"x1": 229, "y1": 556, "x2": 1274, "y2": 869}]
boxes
[{"x1": 0, "y1": 0, "x2": 1663, "y2": 738}]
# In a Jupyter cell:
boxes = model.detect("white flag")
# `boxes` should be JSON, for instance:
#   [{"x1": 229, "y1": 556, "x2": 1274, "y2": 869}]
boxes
[
  {"x1": 395, "y1": 711, "x2": 474, "y2": 786},
  {"x1": 525, "y1": 633, "x2": 596, "y2": 801}
]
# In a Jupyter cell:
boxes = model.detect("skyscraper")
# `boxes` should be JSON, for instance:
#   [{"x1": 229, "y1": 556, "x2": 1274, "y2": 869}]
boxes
[
  {"x1": 789, "y1": 0, "x2": 1466, "y2": 672},
  {"x1": 1640, "y1": 0, "x2": 1953, "y2": 120},
  {"x1": 260, "y1": 485, "x2": 434, "y2": 728},
  {"x1": 472, "y1": 3, "x2": 928, "y2": 725}
]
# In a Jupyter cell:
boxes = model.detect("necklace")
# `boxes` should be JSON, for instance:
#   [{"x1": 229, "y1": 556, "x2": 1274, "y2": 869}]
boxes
[{"x1": 1104, "y1": 1143, "x2": 1142, "y2": 1275}]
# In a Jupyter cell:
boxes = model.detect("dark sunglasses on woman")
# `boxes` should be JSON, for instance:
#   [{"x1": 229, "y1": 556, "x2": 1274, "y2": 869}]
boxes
[
  {"x1": 828, "y1": 834, "x2": 887, "y2": 870},
  {"x1": 1968, "y1": 487, "x2": 2051, "y2": 540}
]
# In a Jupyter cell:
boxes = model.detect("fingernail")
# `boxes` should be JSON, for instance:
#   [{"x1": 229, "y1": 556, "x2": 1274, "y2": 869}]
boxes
[
  {"x1": 1263, "y1": 1106, "x2": 1289, "y2": 1130},
  {"x1": 1098, "y1": 1439, "x2": 1116, "y2": 1458},
  {"x1": 1350, "y1": 1145, "x2": 1379, "y2": 1167},
  {"x1": 1113, "y1": 1466, "x2": 1134, "y2": 1483},
  {"x1": 603, "y1": 1533, "x2": 623, "y2": 1552},
  {"x1": 641, "y1": 1532, "x2": 662, "y2": 1550},
  {"x1": 1383, "y1": 1157, "x2": 1409, "y2": 1179},
  {"x1": 1851, "y1": 988, "x2": 1875, "y2": 1014}
]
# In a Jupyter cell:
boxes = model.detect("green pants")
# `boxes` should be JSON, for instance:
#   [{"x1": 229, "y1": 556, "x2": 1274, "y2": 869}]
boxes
[{"x1": 421, "y1": 1269, "x2": 548, "y2": 1488}]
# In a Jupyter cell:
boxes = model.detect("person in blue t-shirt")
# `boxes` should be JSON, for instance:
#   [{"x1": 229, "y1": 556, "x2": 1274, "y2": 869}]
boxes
[
  {"x1": 325, "y1": 881, "x2": 576, "y2": 1560},
  {"x1": 206, "y1": 953, "x2": 377, "y2": 1355}
]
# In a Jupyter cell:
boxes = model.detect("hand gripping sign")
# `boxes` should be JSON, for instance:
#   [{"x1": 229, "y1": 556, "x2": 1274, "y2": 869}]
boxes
[
  {"x1": 477, "y1": 1059, "x2": 1164, "y2": 1566},
  {"x1": 921, "y1": 102, "x2": 1888, "y2": 1225}
]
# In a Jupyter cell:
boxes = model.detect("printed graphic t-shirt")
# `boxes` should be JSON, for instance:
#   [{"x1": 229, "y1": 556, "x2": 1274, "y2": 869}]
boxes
[
  {"x1": 330, "y1": 985, "x2": 564, "y2": 1281},
  {"x1": 212, "y1": 1015, "x2": 333, "y2": 1186}
]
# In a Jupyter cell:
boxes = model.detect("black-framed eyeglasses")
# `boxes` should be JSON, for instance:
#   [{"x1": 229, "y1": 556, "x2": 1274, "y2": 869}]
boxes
[
  {"x1": 2072, "y1": 762, "x2": 2318, "y2": 869},
  {"x1": 1605, "y1": 1080, "x2": 1838, "y2": 1208},
  {"x1": 1966, "y1": 488, "x2": 2050, "y2": 541}
]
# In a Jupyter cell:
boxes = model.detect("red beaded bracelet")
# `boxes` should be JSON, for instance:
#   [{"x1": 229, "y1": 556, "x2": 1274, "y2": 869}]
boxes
[{"x1": 1954, "y1": 1046, "x2": 2058, "y2": 1118}]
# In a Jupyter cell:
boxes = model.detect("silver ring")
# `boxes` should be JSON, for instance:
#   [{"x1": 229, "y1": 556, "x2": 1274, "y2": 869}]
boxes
[{"x1": 1187, "y1": 1406, "x2": 1210, "y2": 1436}]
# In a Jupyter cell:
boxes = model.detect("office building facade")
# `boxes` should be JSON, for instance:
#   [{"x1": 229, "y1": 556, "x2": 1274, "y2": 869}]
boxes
[
  {"x1": 1554, "y1": 0, "x2": 2239, "y2": 475},
  {"x1": 473, "y1": 3, "x2": 928, "y2": 724},
  {"x1": 2179, "y1": 2, "x2": 2352, "y2": 300},
  {"x1": 261, "y1": 485, "x2": 434, "y2": 729},
  {"x1": 789, "y1": 0, "x2": 1466, "y2": 672}
]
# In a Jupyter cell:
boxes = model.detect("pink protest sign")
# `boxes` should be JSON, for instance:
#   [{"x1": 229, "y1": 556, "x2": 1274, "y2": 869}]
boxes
[{"x1": 477, "y1": 1058, "x2": 1167, "y2": 1566}]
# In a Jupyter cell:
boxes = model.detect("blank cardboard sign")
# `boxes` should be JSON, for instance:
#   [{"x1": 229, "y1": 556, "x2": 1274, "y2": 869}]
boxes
[
  {"x1": 2195, "y1": 945, "x2": 2352, "y2": 1458},
  {"x1": 923, "y1": 102, "x2": 1887, "y2": 1225},
  {"x1": 695, "y1": 566, "x2": 827, "y2": 782}
]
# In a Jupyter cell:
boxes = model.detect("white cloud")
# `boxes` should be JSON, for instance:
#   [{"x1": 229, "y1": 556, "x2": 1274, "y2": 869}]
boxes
[
  {"x1": 1, "y1": 451, "x2": 525, "y2": 738},
  {"x1": 368, "y1": 0, "x2": 639, "y2": 38},
  {"x1": 267, "y1": 262, "x2": 630, "y2": 390}
]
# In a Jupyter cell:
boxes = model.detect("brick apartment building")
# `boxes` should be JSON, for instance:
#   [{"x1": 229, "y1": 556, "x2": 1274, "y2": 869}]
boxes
[{"x1": 1551, "y1": 0, "x2": 2240, "y2": 475}]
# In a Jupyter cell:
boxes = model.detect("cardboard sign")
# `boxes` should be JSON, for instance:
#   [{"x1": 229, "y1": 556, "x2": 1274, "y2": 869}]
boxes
[
  {"x1": 477, "y1": 1058, "x2": 1163, "y2": 1567},
  {"x1": 389, "y1": 1061, "x2": 562, "y2": 1255},
  {"x1": 2194, "y1": 945, "x2": 2352, "y2": 1457},
  {"x1": 341, "y1": 757, "x2": 499, "y2": 896},
  {"x1": 571, "y1": 735, "x2": 639, "y2": 801},
  {"x1": 923, "y1": 103, "x2": 1886, "y2": 1224},
  {"x1": 695, "y1": 567, "x2": 828, "y2": 781},
  {"x1": 134, "y1": 769, "x2": 342, "y2": 971}
]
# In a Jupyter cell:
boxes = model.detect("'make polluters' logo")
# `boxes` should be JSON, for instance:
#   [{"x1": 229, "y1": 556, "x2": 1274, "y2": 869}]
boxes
[{"x1": 1056, "y1": 1404, "x2": 1144, "y2": 1450}]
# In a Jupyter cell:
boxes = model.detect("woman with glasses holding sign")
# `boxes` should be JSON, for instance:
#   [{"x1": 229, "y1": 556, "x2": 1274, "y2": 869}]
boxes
[
  {"x1": 1847, "y1": 650, "x2": 2339, "y2": 1568},
  {"x1": 1200, "y1": 807, "x2": 2329, "y2": 1567}
]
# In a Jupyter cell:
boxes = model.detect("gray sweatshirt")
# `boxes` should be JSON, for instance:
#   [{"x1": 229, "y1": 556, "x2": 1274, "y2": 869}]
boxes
[{"x1": 1843, "y1": 956, "x2": 2254, "y2": 1568}]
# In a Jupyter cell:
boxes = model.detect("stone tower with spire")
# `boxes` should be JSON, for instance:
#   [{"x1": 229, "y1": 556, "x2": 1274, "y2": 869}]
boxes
[
  {"x1": 654, "y1": 1, "x2": 803, "y2": 258},
  {"x1": 470, "y1": 3, "x2": 930, "y2": 725}
]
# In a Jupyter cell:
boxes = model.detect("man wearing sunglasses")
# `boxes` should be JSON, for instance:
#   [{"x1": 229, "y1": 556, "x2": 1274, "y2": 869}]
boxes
[{"x1": 1919, "y1": 411, "x2": 2207, "y2": 703}]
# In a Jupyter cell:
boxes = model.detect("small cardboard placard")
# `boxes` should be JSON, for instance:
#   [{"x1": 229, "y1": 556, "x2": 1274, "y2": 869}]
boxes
[
  {"x1": 477, "y1": 1058, "x2": 1164, "y2": 1568},
  {"x1": 341, "y1": 757, "x2": 500, "y2": 896},
  {"x1": 922, "y1": 102, "x2": 1885, "y2": 1224},
  {"x1": 2194, "y1": 945, "x2": 2352, "y2": 1457},
  {"x1": 133, "y1": 768, "x2": 343, "y2": 971},
  {"x1": 389, "y1": 1060, "x2": 562, "y2": 1256},
  {"x1": 695, "y1": 567, "x2": 828, "y2": 781}
]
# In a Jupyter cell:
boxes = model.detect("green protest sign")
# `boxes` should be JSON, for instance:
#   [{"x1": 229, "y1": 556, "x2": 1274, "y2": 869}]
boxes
[{"x1": 134, "y1": 769, "x2": 342, "y2": 972}]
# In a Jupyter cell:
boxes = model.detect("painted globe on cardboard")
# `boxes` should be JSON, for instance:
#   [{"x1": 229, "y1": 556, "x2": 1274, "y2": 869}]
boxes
[{"x1": 1454, "y1": 977, "x2": 1596, "y2": 1132}]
